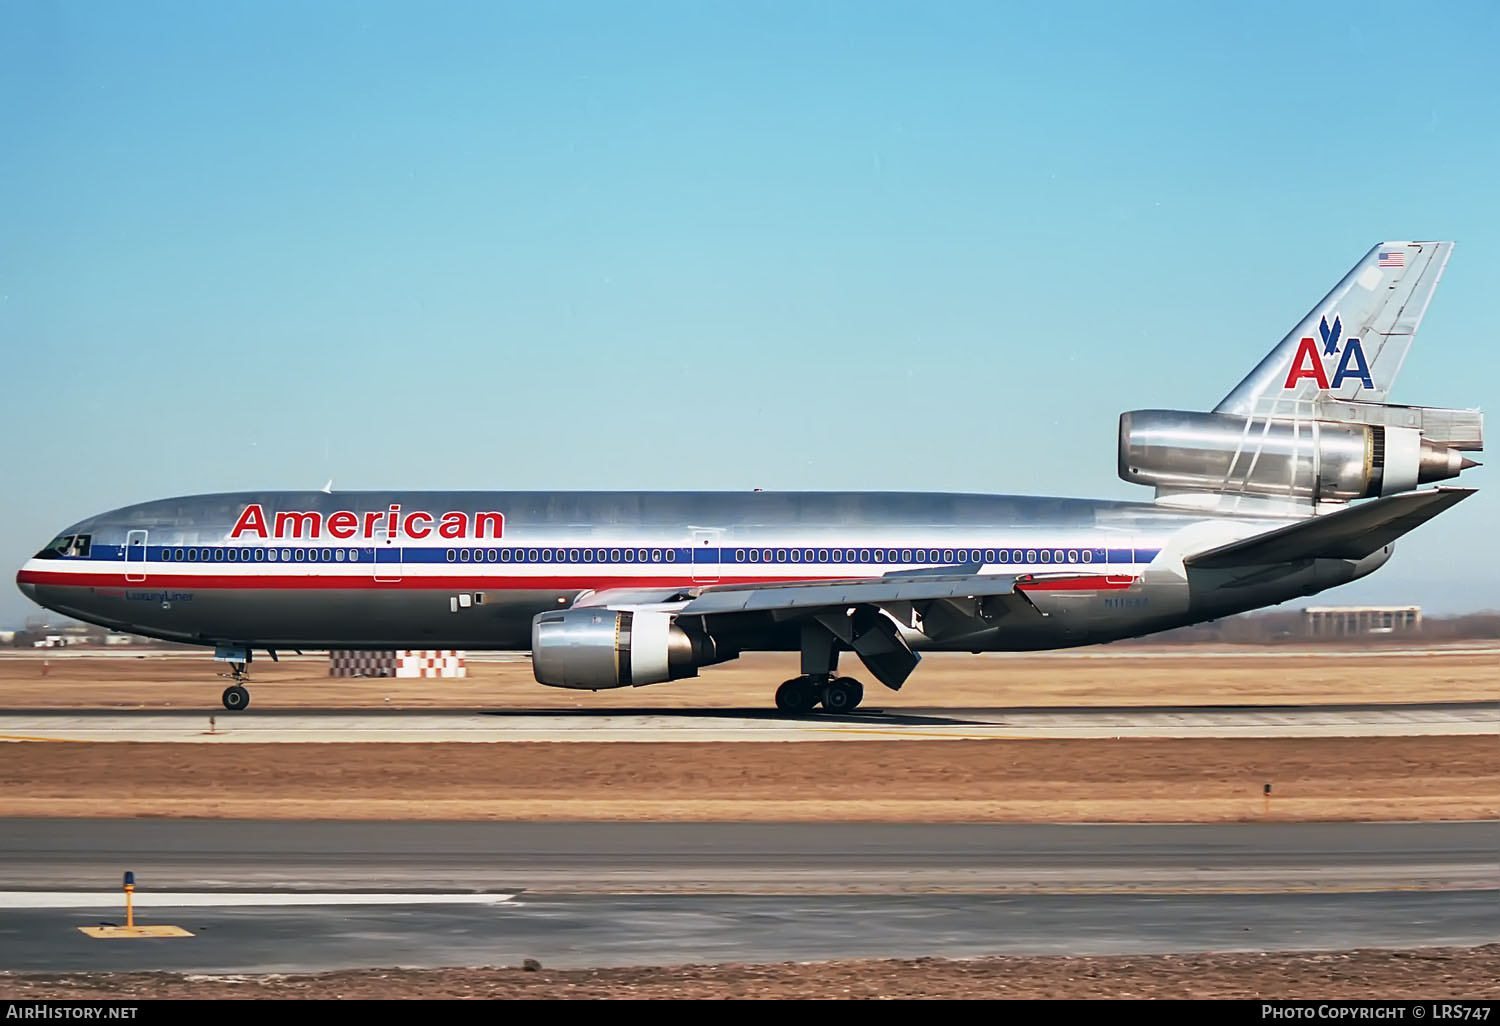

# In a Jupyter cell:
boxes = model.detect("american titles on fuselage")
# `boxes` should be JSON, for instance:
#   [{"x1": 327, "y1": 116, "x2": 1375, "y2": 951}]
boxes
[{"x1": 229, "y1": 503, "x2": 505, "y2": 541}]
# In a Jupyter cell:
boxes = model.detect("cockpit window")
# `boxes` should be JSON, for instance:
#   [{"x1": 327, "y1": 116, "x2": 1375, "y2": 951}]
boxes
[{"x1": 34, "y1": 534, "x2": 91, "y2": 559}]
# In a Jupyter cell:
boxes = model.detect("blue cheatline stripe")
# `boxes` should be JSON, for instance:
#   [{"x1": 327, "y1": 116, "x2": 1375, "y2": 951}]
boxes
[{"x1": 77, "y1": 542, "x2": 1163, "y2": 567}]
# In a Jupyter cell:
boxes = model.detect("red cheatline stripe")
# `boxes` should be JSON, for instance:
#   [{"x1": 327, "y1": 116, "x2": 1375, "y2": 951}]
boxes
[{"x1": 1016, "y1": 575, "x2": 1138, "y2": 591}]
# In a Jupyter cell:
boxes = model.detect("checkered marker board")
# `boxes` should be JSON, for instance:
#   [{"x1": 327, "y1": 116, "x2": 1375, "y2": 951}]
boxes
[
  {"x1": 328, "y1": 650, "x2": 467, "y2": 678},
  {"x1": 397, "y1": 650, "x2": 467, "y2": 678},
  {"x1": 328, "y1": 650, "x2": 397, "y2": 678}
]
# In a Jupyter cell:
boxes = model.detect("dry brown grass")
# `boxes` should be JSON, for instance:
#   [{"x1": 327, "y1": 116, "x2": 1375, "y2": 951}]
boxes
[
  {"x1": 5, "y1": 946, "x2": 1498, "y2": 999},
  {"x1": 2, "y1": 647, "x2": 1497, "y2": 710},
  {"x1": 2, "y1": 736, "x2": 1494, "y2": 822}
]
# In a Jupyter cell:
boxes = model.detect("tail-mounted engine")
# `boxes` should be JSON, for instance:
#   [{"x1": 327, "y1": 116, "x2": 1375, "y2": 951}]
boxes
[
  {"x1": 531, "y1": 608, "x2": 734, "y2": 689},
  {"x1": 1119, "y1": 408, "x2": 1481, "y2": 504}
]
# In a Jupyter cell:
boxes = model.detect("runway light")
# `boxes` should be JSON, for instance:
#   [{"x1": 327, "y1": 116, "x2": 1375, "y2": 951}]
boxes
[{"x1": 77, "y1": 871, "x2": 193, "y2": 939}]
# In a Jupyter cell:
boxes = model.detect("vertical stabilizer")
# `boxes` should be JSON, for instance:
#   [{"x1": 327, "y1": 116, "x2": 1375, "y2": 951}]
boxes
[{"x1": 1214, "y1": 241, "x2": 1452, "y2": 417}]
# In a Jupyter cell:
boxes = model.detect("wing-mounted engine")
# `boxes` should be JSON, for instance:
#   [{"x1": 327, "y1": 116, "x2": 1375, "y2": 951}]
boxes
[
  {"x1": 531, "y1": 608, "x2": 735, "y2": 690},
  {"x1": 1119, "y1": 407, "x2": 1481, "y2": 508}
]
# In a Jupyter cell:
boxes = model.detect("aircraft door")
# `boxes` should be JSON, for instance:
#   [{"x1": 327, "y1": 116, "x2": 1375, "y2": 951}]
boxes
[
  {"x1": 1102, "y1": 529, "x2": 1138, "y2": 581},
  {"x1": 125, "y1": 530, "x2": 148, "y2": 583},
  {"x1": 373, "y1": 521, "x2": 402, "y2": 582},
  {"x1": 692, "y1": 529, "x2": 720, "y2": 583}
]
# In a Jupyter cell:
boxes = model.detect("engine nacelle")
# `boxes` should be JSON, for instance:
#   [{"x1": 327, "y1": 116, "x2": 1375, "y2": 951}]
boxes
[
  {"x1": 531, "y1": 608, "x2": 732, "y2": 689},
  {"x1": 1119, "y1": 410, "x2": 1474, "y2": 502}
]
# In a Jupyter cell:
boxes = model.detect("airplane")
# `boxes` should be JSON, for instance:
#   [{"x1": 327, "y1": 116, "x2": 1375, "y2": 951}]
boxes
[{"x1": 15, "y1": 241, "x2": 1484, "y2": 713}]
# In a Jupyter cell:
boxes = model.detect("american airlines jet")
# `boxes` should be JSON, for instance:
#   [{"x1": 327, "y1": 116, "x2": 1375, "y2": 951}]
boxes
[{"x1": 16, "y1": 242, "x2": 1483, "y2": 713}]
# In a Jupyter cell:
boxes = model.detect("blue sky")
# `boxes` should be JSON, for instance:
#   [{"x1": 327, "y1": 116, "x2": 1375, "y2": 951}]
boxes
[{"x1": 3, "y1": 0, "x2": 1497, "y2": 626}]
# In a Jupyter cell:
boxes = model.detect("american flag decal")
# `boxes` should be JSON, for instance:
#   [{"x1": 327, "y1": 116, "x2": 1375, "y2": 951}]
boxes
[{"x1": 1378, "y1": 250, "x2": 1405, "y2": 268}]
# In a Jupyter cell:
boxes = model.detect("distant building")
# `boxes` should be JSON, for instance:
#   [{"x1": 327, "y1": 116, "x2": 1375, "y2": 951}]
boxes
[{"x1": 1304, "y1": 605, "x2": 1422, "y2": 637}]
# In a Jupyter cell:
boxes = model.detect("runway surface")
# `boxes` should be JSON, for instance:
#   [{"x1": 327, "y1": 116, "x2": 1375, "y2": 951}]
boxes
[
  {"x1": 2, "y1": 701, "x2": 1495, "y2": 742},
  {"x1": 1, "y1": 821, "x2": 1495, "y2": 972},
  {"x1": 3, "y1": 891, "x2": 1495, "y2": 974},
  {"x1": 3, "y1": 820, "x2": 1494, "y2": 893}
]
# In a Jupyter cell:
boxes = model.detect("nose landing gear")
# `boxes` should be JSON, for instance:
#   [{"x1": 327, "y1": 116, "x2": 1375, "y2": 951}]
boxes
[{"x1": 214, "y1": 645, "x2": 253, "y2": 711}]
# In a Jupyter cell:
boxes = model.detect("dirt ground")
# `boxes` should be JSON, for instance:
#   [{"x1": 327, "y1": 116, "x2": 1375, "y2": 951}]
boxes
[
  {"x1": 4, "y1": 946, "x2": 1498, "y2": 999},
  {"x1": 2, "y1": 735, "x2": 1494, "y2": 821},
  {"x1": 2, "y1": 647, "x2": 1496, "y2": 711}
]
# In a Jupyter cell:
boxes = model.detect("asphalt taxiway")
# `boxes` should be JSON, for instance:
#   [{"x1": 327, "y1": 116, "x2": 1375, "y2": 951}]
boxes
[
  {"x1": 2, "y1": 700, "x2": 1495, "y2": 743},
  {"x1": 1, "y1": 821, "x2": 1495, "y2": 973}
]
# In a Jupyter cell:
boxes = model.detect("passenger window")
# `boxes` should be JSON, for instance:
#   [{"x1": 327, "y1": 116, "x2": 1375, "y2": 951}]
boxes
[
  {"x1": 446, "y1": 550, "x2": 456, "y2": 563},
  {"x1": 817, "y1": 549, "x2": 829, "y2": 562},
  {"x1": 1040, "y1": 551, "x2": 1051, "y2": 563},
  {"x1": 998, "y1": 550, "x2": 1010, "y2": 563},
  {"x1": 665, "y1": 549, "x2": 676, "y2": 562},
  {"x1": 336, "y1": 549, "x2": 345, "y2": 562}
]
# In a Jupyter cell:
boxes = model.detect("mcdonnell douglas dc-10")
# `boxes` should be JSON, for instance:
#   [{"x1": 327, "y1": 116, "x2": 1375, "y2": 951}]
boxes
[{"x1": 16, "y1": 242, "x2": 1484, "y2": 712}]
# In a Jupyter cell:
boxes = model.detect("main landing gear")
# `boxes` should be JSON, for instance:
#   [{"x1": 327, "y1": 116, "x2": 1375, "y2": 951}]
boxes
[
  {"x1": 775, "y1": 621, "x2": 869, "y2": 714},
  {"x1": 775, "y1": 675, "x2": 864, "y2": 714}
]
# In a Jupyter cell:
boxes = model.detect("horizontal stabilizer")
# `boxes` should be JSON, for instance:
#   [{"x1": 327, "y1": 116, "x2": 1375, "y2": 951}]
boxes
[{"x1": 1185, "y1": 488, "x2": 1474, "y2": 569}]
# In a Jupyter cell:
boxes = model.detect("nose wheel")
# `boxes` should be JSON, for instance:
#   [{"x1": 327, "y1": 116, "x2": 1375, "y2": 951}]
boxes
[{"x1": 218, "y1": 659, "x2": 252, "y2": 711}]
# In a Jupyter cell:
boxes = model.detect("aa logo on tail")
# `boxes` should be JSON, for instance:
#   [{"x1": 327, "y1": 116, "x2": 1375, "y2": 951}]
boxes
[{"x1": 1282, "y1": 315, "x2": 1374, "y2": 390}]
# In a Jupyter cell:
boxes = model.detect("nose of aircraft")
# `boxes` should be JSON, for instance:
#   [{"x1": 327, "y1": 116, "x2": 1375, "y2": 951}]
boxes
[{"x1": 16, "y1": 570, "x2": 38, "y2": 604}]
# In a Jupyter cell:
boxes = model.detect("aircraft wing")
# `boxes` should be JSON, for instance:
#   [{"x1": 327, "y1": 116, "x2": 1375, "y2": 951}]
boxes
[
  {"x1": 577, "y1": 569, "x2": 1056, "y2": 691},
  {"x1": 678, "y1": 570, "x2": 1033, "y2": 616},
  {"x1": 1185, "y1": 487, "x2": 1475, "y2": 569}
]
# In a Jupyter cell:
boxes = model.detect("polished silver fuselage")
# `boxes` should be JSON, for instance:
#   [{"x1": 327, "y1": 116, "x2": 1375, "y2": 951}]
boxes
[{"x1": 15, "y1": 489, "x2": 1386, "y2": 653}]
